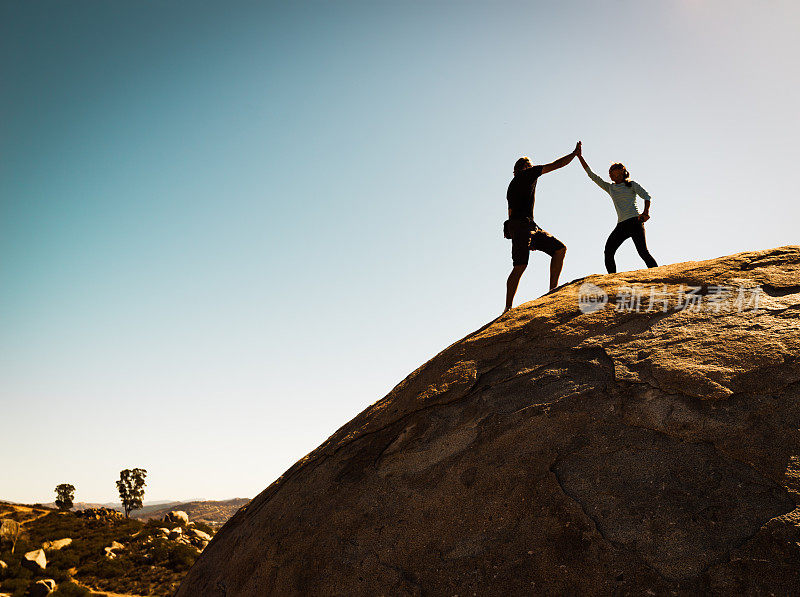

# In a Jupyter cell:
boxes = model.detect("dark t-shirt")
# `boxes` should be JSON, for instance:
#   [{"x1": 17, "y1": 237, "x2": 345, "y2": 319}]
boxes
[{"x1": 506, "y1": 165, "x2": 544, "y2": 220}]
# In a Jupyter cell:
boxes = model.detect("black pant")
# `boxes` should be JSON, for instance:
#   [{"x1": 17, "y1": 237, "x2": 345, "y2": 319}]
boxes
[{"x1": 605, "y1": 216, "x2": 657, "y2": 273}]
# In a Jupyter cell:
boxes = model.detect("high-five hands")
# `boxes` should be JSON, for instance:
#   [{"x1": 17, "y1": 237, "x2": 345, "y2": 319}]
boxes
[{"x1": 574, "y1": 141, "x2": 582, "y2": 157}]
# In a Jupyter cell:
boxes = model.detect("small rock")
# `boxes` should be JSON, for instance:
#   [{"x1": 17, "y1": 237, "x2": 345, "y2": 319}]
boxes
[
  {"x1": 0, "y1": 559, "x2": 7, "y2": 577},
  {"x1": 42, "y1": 538, "x2": 72, "y2": 551},
  {"x1": 188, "y1": 529, "x2": 212, "y2": 541},
  {"x1": 29, "y1": 579, "x2": 57, "y2": 597},
  {"x1": 103, "y1": 541, "x2": 125, "y2": 558},
  {"x1": 168, "y1": 527, "x2": 183, "y2": 540},
  {"x1": 22, "y1": 548, "x2": 47, "y2": 571},
  {"x1": 157, "y1": 527, "x2": 170, "y2": 536},
  {"x1": 75, "y1": 507, "x2": 123, "y2": 521}
]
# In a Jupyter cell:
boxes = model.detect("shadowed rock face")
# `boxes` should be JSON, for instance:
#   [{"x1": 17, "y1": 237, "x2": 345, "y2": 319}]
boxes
[{"x1": 178, "y1": 246, "x2": 800, "y2": 596}]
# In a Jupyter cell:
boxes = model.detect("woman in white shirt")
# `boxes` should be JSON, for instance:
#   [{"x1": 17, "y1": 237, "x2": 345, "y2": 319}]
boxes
[{"x1": 576, "y1": 145, "x2": 658, "y2": 273}]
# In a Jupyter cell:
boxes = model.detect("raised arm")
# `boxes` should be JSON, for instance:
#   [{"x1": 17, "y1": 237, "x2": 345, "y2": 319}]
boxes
[
  {"x1": 541, "y1": 141, "x2": 581, "y2": 174},
  {"x1": 577, "y1": 151, "x2": 611, "y2": 193}
]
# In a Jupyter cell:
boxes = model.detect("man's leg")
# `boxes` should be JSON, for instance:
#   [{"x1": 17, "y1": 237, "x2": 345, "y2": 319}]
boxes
[
  {"x1": 549, "y1": 246, "x2": 566, "y2": 290},
  {"x1": 505, "y1": 264, "x2": 527, "y2": 313},
  {"x1": 531, "y1": 229, "x2": 567, "y2": 291}
]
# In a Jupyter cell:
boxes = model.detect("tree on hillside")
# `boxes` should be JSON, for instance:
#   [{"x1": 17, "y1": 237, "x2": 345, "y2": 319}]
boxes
[
  {"x1": 116, "y1": 468, "x2": 147, "y2": 518},
  {"x1": 55, "y1": 483, "x2": 76, "y2": 510}
]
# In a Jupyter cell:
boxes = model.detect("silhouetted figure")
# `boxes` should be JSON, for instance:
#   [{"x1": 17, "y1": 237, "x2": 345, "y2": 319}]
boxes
[
  {"x1": 576, "y1": 145, "x2": 658, "y2": 273},
  {"x1": 503, "y1": 142, "x2": 580, "y2": 313}
]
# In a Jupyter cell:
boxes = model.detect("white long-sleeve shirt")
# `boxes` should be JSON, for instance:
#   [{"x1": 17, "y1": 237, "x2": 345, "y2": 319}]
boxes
[{"x1": 583, "y1": 165, "x2": 652, "y2": 223}]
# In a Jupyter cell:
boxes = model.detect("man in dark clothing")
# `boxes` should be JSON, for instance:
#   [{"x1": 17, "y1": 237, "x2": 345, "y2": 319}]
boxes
[{"x1": 504, "y1": 142, "x2": 580, "y2": 313}]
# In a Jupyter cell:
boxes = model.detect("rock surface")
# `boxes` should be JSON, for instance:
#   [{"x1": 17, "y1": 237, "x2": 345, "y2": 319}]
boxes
[{"x1": 178, "y1": 246, "x2": 800, "y2": 596}]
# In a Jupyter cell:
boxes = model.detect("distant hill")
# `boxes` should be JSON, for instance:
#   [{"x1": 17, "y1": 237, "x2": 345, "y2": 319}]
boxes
[
  {"x1": 131, "y1": 498, "x2": 250, "y2": 528},
  {"x1": 39, "y1": 499, "x2": 203, "y2": 514},
  {"x1": 40, "y1": 501, "x2": 123, "y2": 512},
  {"x1": 26, "y1": 498, "x2": 247, "y2": 528}
]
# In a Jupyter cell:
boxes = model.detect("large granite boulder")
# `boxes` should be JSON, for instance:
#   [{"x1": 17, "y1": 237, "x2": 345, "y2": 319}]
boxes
[
  {"x1": 164, "y1": 510, "x2": 189, "y2": 525},
  {"x1": 178, "y1": 246, "x2": 800, "y2": 596}
]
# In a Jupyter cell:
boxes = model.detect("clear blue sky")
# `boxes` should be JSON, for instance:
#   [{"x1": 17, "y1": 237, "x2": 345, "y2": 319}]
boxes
[{"x1": 1, "y1": 0, "x2": 797, "y2": 503}]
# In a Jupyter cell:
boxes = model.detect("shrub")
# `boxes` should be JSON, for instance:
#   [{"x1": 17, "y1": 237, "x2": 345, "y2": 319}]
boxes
[
  {"x1": 79, "y1": 555, "x2": 129, "y2": 579},
  {"x1": 0, "y1": 575, "x2": 30, "y2": 597},
  {"x1": 193, "y1": 521, "x2": 215, "y2": 535},
  {"x1": 147, "y1": 538, "x2": 171, "y2": 566},
  {"x1": 0, "y1": 556, "x2": 32, "y2": 581},
  {"x1": 144, "y1": 518, "x2": 182, "y2": 531},
  {"x1": 52, "y1": 580, "x2": 91, "y2": 596},
  {"x1": 0, "y1": 548, "x2": 17, "y2": 567},
  {"x1": 48, "y1": 549, "x2": 80, "y2": 572},
  {"x1": 167, "y1": 544, "x2": 197, "y2": 572}
]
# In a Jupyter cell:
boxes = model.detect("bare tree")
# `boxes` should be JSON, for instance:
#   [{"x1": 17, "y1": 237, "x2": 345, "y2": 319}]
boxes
[{"x1": 0, "y1": 519, "x2": 21, "y2": 554}]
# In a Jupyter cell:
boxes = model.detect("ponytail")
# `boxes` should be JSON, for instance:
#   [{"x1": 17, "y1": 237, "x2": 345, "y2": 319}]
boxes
[{"x1": 609, "y1": 163, "x2": 632, "y2": 187}]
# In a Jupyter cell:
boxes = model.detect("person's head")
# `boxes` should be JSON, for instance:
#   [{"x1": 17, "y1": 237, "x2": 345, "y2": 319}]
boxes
[
  {"x1": 609, "y1": 163, "x2": 632, "y2": 187},
  {"x1": 514, "y1": 157, "x2": 533, "y2": 176}
]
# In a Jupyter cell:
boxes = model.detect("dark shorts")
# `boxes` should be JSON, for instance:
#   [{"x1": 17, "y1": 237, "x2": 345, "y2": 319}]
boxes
[{"x1": 508, "y1": 219, "x2": 566, "y2": 265}]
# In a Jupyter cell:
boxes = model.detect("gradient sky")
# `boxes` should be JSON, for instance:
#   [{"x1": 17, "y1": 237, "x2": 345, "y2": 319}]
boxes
[{"x1": 1, "y1": 0, "x2": 798, "y2": 504}]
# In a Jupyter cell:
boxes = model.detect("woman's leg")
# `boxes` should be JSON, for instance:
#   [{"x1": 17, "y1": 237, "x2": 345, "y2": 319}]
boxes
[
  {"x1": 631, "y1": 221, "x2": 658, "y2": 268},
  {"x1": 604, "y1": 223, "x2": 628, "y2": 273}
]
